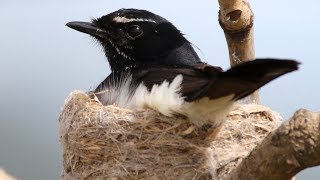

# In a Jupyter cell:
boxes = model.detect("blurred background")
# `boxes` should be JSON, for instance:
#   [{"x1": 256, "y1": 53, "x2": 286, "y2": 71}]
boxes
[{"x1": 0, "y1": 0, "x2": 319, "y2": 179}]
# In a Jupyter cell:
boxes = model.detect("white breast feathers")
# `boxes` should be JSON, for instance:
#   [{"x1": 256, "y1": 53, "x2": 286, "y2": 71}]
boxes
[{"x1": 99, "y1": 74, "x2": 235, "y2": 127}]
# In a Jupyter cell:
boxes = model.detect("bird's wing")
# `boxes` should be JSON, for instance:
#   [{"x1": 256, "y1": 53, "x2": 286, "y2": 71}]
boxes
[
  {"x1": 133, "y1": 59, "x2": 299, "y2": 102},
  {"x1": 197, "y1": 59, "x2": 299, "y2": 101},
  {"x1": 132, "y1": 64, "x2": 217, "y2": 101}
]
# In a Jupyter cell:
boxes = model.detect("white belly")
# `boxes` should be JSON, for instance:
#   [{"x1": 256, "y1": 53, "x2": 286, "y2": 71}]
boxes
[
  {"x1": 99, "y1": 75, "x2": 235, "y2": 127},
  {"x1": 181, "y1": 95, "x2": 234, "y2": 127}
]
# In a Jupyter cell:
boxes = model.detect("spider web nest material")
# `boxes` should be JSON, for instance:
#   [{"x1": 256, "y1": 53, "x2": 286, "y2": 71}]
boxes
[{"x1": 59, "y1": 90, "x2": 281, "y2": 179}]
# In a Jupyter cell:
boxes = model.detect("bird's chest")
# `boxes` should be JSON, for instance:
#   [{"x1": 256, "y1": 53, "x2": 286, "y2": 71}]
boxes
[{"x1": 98, "y1": 74, "x2": 234, "y2": 127}]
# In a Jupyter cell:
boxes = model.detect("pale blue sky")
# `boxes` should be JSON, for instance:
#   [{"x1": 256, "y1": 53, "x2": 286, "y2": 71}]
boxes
[{"x1": 0, "y1": 1, "x2": 319, "y2": 179}]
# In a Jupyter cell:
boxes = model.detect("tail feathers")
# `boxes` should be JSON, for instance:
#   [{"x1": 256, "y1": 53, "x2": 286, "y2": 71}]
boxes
[{"x1": 202, "y1": 59, "x2": 300, "y2": 100}]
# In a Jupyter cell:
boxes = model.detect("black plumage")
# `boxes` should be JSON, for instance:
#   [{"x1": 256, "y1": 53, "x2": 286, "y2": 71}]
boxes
[
  {"x1": 66, "y1": 8, "x2": 299, "y2": 127},
  {"x1": 93, "y1": 58, "x2": 298, "y2": 103}
]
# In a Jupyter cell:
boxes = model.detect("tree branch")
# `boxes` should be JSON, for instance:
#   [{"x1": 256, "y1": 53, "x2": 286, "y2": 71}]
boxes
[
  {"x1": 218, "y1": 0, "x2": 259, "y2": 103},
  {"x1": 225, "y1": 109, "x2": 320, "y2": 180},
  {"x1": 59, "y1": 2, "x2": 320, "y2": 179}
]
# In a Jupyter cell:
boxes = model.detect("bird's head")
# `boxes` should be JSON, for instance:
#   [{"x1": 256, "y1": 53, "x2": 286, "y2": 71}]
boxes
[{"x1": 66, "y1": 8, "x2": 200, "y2": 71}]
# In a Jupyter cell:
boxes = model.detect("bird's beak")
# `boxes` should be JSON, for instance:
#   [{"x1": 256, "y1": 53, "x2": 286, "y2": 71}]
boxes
[{"x1": 66, "y1": 21, "x2": 107, "y2": 38}]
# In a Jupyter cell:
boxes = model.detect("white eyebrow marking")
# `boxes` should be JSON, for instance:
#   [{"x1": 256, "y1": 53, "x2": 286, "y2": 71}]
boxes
[{"x1": 113, "y1": 16, "x2": 156, "y2": 23}]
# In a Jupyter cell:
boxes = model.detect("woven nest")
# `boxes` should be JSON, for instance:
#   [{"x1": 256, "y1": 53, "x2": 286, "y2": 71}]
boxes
[{"x1": 59, "y1": 91, "x2": 281, "y2": 179}]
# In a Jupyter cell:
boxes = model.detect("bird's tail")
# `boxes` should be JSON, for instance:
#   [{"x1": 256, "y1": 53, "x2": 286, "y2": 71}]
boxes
[{"x1": 202, "y1": 58, "x2": 300, "y2": 100}]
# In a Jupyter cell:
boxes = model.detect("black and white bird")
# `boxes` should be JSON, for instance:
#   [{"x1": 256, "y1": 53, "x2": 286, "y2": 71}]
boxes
[{"x1": 66, "y1": 9, "x2": 299, "y2": 128}]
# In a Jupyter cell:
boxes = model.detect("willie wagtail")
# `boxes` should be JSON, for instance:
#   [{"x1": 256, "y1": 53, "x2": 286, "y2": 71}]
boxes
[{"x1": 66, "y1": 9, "x2": 299, "y2": 128}]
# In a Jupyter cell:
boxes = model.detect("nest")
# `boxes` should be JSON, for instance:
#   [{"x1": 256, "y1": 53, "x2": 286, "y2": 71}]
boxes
[{"x1": 59, "y1": 91, "x2": 281, "y2": 179}]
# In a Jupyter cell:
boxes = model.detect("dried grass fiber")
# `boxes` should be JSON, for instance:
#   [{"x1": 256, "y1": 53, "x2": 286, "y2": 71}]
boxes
[{"x1": 59, "y1": 91, "x2": 281, "y2": 179}]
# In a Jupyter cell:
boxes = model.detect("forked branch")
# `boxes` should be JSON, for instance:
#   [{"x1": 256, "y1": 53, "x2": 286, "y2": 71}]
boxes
[{"x1": 218, "y1": 0, "x2": 259, "y2": 103}]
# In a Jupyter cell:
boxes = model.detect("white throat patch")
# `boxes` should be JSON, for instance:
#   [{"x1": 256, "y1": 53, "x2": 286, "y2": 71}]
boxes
[{"x1": 113, "y1": 16, "x2": 156, "y2": 23}]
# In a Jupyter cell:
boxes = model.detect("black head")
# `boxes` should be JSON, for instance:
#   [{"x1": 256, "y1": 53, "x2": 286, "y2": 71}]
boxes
[{"x1": 66, "y1": 9, "x2": 201, "y2": 71}]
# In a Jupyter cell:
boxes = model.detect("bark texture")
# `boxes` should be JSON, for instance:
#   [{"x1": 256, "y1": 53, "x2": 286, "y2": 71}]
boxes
[
  {"x1": 225, "y1": 109, "x2": 320, "y2": 180},
  {"x1": 59, "y1": 1, "x2": 320, "y2": 179},
  {"x1": 218, "y1": 0, "x2": 259, "y2": 103}
]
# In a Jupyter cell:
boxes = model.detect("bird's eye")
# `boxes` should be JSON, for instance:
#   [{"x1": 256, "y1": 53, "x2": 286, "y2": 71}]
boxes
[{"x1": 127, "y1": 25, "x2": 143, "y2": 38}]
